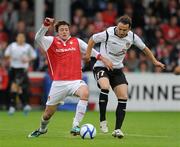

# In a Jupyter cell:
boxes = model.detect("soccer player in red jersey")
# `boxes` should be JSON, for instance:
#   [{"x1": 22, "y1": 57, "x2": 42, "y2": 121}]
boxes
[{"x1": 28, "y1": 17, "x2": 111, "y2": 137}]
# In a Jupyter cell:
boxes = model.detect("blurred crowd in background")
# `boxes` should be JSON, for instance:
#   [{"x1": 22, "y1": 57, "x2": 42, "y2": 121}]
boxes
[
  {"x1": 0, "y1": 0, "x2": 180, "y2": 73},
  {"x1": 0, "y1": 0, "x2": 180, "y2": 109}
]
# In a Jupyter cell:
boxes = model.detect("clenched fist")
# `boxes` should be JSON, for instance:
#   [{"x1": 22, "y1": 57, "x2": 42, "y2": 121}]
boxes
[{"x1": 43, "y1": 17, "x2": 55, "y2": 27}]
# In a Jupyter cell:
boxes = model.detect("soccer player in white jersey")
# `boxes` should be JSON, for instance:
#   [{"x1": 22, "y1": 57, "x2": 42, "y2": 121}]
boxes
[
  {"x1": 85, "y1": 15, "x2": 165, "y2": 138},
  {"x1": 28, "y1": 18, "x2": 110, "y2": 138},
  {"x1": 5, "y1": 33, "x2": 36, "y2": 115}
]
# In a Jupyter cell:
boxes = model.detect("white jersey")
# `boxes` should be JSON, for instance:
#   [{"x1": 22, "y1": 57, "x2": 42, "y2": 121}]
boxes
[
  {"x1": 92, "y1": 26, "x2": 146, "y2": 69},
  {"x1": 5, "y1": 42, "x2": 36, "y2": 69},
  {"x1": 35, "y1": 25, "x2": 99, "y2": 58}
]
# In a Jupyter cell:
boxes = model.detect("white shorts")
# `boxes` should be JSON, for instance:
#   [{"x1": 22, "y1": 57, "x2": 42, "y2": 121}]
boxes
[{"x1": 46, "y1": 80, "x2": 87, "y2": 105}]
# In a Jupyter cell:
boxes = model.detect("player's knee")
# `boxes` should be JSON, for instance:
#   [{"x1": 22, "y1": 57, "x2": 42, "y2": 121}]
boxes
[
  {"x1": 100, "y1": 85, "x2": 110, "y2": 91},
  {"x1": 81, "y1": 90, "x2": 89, "y2": 100},
  {"x1": 118, "y1": 95, "x2": 128, "y2": 100},
  {"x1": 44, "y1": 109, "x2": 54, "y2": 120},
  {"x1": 43, "y1": 112, "x2": 52, "y2": 120}
]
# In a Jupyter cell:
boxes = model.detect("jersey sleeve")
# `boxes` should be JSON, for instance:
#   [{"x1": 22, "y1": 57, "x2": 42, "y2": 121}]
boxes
[
  {"x1": 28, "y1": 44, "x2": 37, "y2": 59},
  {"x1": 133, "y1": 34, "x2": 146, "y2": 50},
  {"x1": 35, "y1": 25, "x2": 54, "y2": 51},
  {"x1": 4, "y1": 43, "x2": 12, "y2": 57},
  {"x1": 77, "y1": 38, "x2": 100, "y2": 58},
  {"x1": 92, "y1": 30, "x2": 107, "y2": 43}
]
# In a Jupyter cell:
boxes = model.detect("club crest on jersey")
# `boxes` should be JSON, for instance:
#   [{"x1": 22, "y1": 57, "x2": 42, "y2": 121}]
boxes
[
  {"x1": 126, "y1": 42, "x2": 131, "y2": 48},
  {"x1": 69, "y1": 41, "x2": 73, "y2": 45}
]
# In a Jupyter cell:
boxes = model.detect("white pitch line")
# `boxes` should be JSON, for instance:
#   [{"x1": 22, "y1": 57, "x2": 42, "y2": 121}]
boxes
[{"x1": 125, "y1": 133, "x2": 169, "y2": 138}]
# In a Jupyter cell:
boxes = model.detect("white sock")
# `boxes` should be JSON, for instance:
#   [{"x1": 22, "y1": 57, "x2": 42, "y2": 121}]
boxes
[
  {"x1": 73, "y1": 100, "x2": 88, "y2": 127},
  {"x1": 39, "y1": 117, "x2": 49, "y2": 132}
]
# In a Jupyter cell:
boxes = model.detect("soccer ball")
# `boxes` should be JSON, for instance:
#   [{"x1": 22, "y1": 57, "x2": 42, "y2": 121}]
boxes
[{"x1": 80, "y1": 123, "x2": 96, "y2": 139}]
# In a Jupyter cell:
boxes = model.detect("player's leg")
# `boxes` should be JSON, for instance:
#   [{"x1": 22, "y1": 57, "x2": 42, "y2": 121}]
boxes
[
  {"x1": 98, "y1": 77, "x2": 110, "y2": 133},
  {"x1": 28, "y1": 105, "x2": 57, "y2": 138},
  {"x1": 28, "y1": 81, "x2": 65, "y2": 138},
  {"x1": 8, "y1": 82, "x2": 18, "y2": 115},
  {"x1": 71, "y1": 84, "x2": 89, "y2": 135},
  {"x1": 93, "y1": 67, "x2": 110, "y2": 133},
  {"x1": 112, "y1": 84, "x2": 128, "y2": 138},
  {"x1": 8, "y1": 68, "x2": 18, "y2": 115},
  {"x1": 19, "y1": 88, "x2": 32, "y2": 115},
  {"x1": 19, "y1": 74, "x2": 31, "y2": 115}
]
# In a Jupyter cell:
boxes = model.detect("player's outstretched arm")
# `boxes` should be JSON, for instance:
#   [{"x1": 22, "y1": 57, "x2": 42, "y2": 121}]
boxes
[
  {"x1": 35, "y1": 17, "x2": 54, "y2": 51},
  {"x1": 143, "y1": 47, "x2": 165, "y2": 69}
]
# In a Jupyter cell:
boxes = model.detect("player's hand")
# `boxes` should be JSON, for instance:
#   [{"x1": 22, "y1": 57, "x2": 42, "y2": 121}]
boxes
[
  {"x1": 154, "y1": 60, "x2": 165, "y2": 69},
  {"x1": 101, "y1": 56, "x2": 113, "y2": 70},
  {"x1": 43, "y1": 17, "x2": 55, "y2": 27}
]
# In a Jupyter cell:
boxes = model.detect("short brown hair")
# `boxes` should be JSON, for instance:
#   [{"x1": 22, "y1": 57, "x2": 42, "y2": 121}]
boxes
[
  {"x1": 117, "y1": 15, "x2": 132, "y2": 28},
  {"x1": 54, "y1": 21, "x2": 70, "y2": 32}
]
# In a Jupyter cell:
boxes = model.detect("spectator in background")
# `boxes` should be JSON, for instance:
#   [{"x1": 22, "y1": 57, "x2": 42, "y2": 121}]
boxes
[
  {"x1": 101, "y1": 1, "x2": 117, "y2": 26},
  {"x1": 173, "y1": 50, "x2": 180, "y2": 75},
  {"x1": 73, "y1": 8, "x2": 84, "y2": 25},
  {"x1": 0, "y1": 0, "x2": 8, "y2": 19},
  {"x1": 10, "y1": 20, "x2": 31, "y2": 43},
  {"x1": 123, "y1": 1, "x2": 134, "y2": 25},
  {"x1": 165, "y1": 0, "x2": 178, "y2": 19},
  {"x1": 174, "y1": 66, "x2": 180, "y2": 74},
  {"x1": 70, "y1": 24, "x2": 79, "y2": 37},
  {"x1": 160, "y1": 44, "x2": 177, "y2": 72},
  {"x1": 17, "y1": 0, "x2": 34, "y2": 31},
  {"x1": 149, "y1": 0, "x2": 165, "y2": 20},
  {"x1": 77, "y1": 16, "x2": 89, "y2": 40},
  {"x1": 125, "y1": 49, "x2": 139, "y2": 72},
  {"x1": 133, "y1": 0, "x2": 145, "y2": 27},
  {"x1": 3, "y1": 2, "x2": 18, "y2": 33},
  {"x1": 0, "y1": 62, "x2": 8, "y2": 110},
  {"x1": 160, "y1": 15, "x2": 180, "y2": 44},
  {"x1": 154, "y1": 66, "x2": 163, "y2": 73},
  {"x1": 138, "y1": 60, "x2": 149, "y2": 72},
  {"x1": 4, "y1": 33, "x2": 36, "y2": 115},
  {"x1": 0, "y1": 19, "x2": 9, "y2": 67},
  {"x1": 93, "y1": 12, "x2": 106, "y2": 33},
  {"x1": 83, "y1": 24, "x2": 95, "y2": 42},
  {"x1": 0, "y1": 19, "x2": 8, "y2": 42},
  {"x1": 144, "y1": 16, "x2": 159, "y2": 48}
]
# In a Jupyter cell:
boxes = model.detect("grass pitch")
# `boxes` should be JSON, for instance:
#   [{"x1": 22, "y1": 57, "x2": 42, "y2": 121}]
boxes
[{"x1": 0, "y1": 111, "x2": 179, "y2": 147}]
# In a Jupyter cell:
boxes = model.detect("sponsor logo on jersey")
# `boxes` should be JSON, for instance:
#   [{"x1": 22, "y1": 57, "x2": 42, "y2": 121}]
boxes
[
  {"x1": 56, "y1": 47, "x2": 76, "y2": 52},
  {"x1": 109, "y1": 49, "x2": 127, "y2": 56}
]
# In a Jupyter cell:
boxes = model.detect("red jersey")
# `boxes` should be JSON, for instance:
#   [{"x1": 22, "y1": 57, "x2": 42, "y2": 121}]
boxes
[
  {"x1": 46, "y1": 37, "x2": 82, "y2": 80},
  {"x1": 0, "y1": 67, "x2": 8, "y2": 90}
]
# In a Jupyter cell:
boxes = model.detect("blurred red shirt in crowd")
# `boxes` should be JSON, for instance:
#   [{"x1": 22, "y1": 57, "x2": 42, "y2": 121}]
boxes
[{"x1": 0, "y1": 65, "x2": 8, "y2": 90}]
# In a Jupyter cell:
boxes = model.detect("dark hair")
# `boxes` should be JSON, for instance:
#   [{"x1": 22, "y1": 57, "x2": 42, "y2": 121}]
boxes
[
  {"x1": 54, "y1": 21, "x2": 70, "y2": 32},
  {"x1": 117, "y1": 15, "x2": 132, "y2": 28}
]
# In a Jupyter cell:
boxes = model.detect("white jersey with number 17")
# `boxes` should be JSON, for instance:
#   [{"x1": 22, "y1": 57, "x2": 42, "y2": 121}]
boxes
[{"x1": 92, "y1": 26, "x2": 147, "y2": 69}]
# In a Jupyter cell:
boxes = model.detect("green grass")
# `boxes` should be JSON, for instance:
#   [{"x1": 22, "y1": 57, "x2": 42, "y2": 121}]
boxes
[{"x1": 0, "y1": 111, "x2": 180, "y2": 147}]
